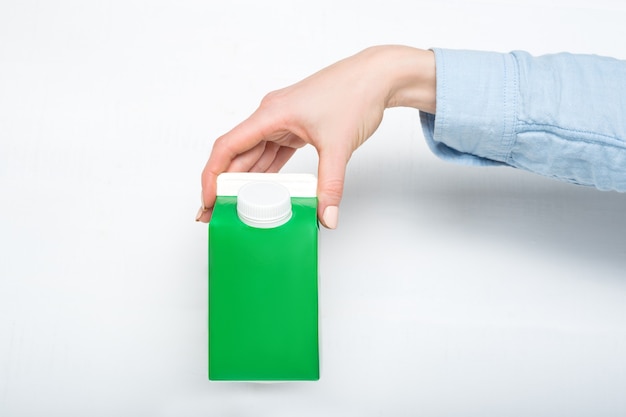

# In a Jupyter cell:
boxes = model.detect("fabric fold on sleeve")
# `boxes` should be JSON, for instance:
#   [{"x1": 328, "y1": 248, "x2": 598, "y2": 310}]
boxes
[
  {"x1": 420, "y1": 48, "x2": 626, "y2": 192},
  {"x1": 420, "y1": 48, "x2": 518, "y2": 167}
]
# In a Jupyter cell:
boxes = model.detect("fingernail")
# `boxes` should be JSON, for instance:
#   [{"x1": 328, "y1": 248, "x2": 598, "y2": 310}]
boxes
[
  {"x1": 196, "y1": 190, "x2": 208, "y2": 222},
  {"x1": 322, "y1": 206, "x2": 339, "y2": 229},
  {"x1": 195, "y1": 206, "x2": 205, "y2": 222}
]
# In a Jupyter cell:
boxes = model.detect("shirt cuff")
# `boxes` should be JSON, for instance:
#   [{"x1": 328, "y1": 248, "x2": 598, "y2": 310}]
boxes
[{"x1": 420, "y1": 48, "x2": 518, "y2": 167}]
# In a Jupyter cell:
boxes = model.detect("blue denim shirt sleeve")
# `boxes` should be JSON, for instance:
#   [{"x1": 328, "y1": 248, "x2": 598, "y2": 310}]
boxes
[{"x1": 420, "y1": 48, "x2": 626, "y2": 191}]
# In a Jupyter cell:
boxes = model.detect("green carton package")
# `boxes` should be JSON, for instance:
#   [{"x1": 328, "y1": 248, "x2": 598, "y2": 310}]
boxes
[{"x1": 208, "y1": 173, "x2": 319, "y2": 381}]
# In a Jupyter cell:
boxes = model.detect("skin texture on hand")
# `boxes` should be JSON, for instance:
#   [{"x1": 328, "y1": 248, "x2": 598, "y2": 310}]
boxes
[{"x1": 198, "y1": 45, "x2": 436, "y2": 228}]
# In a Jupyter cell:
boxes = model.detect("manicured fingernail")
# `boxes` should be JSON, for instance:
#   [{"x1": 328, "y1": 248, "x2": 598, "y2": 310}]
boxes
[
  {"x1": 195, "y1": 206, "x2": 205, "y2": 222},
  {"x1": 322, "y1": 206, "x2": 339, "y2": 229}
]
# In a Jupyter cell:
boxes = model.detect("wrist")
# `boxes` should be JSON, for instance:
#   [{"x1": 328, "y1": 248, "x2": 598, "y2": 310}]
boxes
[{"x1": 368, "y1": 46, "x2": 436, "y2": 113}]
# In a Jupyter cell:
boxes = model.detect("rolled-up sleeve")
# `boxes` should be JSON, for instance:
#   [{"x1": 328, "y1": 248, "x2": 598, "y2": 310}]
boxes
[{"x1": 420, "y1": 48, "x2": 626, "y2": 191}]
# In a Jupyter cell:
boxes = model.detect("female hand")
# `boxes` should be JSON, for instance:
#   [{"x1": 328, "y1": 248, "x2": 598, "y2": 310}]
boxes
[{"x1": 197, "y1": 45, "x2": 436, "y2": 228}]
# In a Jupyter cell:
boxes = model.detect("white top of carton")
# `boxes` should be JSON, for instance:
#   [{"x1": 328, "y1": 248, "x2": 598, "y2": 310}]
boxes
[{"x1": 216, "y1": 173, "x2": 317, "y2": 198}]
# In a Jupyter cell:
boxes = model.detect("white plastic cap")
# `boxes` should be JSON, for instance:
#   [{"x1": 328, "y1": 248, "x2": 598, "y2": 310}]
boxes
[{"x1": 236, "y1": 181, "x2": 292, "y2": 228}]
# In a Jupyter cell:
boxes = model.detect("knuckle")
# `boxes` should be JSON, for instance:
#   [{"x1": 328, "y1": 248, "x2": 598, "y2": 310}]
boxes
[
  {"x1": 260, "y1": 88, "x2": 289, "y2": 110},
  {"x1": 319, "y1": 177, "x2": 344, "y2": 202},
  {"x1": 212, "y1": 134, "x2": 229, "y2": 149},
  {"x1": 260, "y1": 90, "x2": 280, "y2": 107}
]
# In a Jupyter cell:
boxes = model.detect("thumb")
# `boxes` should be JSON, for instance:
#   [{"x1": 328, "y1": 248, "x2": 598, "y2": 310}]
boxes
[{"x1": 317, "y1": 148, "x2": 349, "y2": 230}]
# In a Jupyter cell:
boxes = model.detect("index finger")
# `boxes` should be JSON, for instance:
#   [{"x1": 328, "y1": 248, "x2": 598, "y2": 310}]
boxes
[{"x1": 200, "y1": 109, "x2": 279, "y2": 218}]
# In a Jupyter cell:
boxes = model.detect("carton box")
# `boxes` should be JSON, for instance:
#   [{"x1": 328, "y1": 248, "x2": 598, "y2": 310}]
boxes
[{"x1": 208, "y1": 173, "x2": 319, "y2": 381}]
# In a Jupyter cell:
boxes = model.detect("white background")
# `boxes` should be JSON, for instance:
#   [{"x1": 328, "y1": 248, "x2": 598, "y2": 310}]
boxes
[{"x1": 1, "y1": 0, "x2": 626, "y2": 416}]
